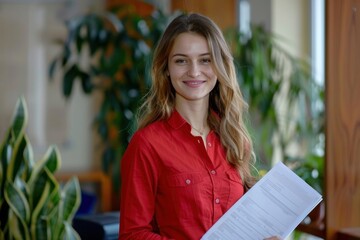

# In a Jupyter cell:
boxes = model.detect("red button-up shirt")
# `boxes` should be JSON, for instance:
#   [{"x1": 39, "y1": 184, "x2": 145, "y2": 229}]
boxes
[{"x1": 119, "y1": 111, "x2": 244, "y2": 240}]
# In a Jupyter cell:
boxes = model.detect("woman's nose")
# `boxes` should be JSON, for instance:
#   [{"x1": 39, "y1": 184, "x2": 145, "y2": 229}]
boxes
[{"x1": 187, "y1": 63, "x2": 201, "y2": 77}]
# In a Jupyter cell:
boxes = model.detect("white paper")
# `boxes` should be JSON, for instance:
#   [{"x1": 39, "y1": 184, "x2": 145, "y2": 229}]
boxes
[{"x1": 201, "y1": 162, "x2": 323, "y2": 240}]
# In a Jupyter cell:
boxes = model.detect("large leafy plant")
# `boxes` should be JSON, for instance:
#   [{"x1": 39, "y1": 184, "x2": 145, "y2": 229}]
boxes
[
  {"x1": 0, "y1": 97, "x2": 81, "y2": 239},
  {"x1": 49, "y1": 4, "x2": 173, "y2": 193},
  {"x1": 226, "y1": 26, "x2": 324, "y2": 192}
]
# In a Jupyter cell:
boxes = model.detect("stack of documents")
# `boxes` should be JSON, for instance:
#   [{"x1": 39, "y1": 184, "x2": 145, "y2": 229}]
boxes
[{"x1": 201, "y1": 162, "x2": 323, "y2": 240}]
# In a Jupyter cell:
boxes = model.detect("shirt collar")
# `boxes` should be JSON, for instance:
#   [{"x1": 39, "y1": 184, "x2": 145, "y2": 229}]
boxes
[
  {"x1": 167, "y1": 109, "x2": 220, "y2": 130},
  {"x1": 167, "y1": 110, "x2": 191, "y2": 131}
]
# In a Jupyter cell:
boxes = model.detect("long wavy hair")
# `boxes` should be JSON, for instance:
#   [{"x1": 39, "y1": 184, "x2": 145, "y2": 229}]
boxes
[{"x1": 137, "y1": 13, "x2": 256, "y2": 189}]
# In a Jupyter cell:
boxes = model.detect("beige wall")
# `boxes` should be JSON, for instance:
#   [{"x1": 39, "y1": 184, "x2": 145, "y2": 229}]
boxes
[
  {"x1": 0, "y1": 2, "x2": 102, "y2": 172},
  {"x1": 272, "y1": 0, "x2": 310, "y2": 59},
  {"x1": 270, "y1": 0, "x2": 311, "y2": 165}
]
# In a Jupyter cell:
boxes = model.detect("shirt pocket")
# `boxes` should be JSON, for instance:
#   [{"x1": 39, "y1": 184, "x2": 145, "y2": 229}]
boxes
[
  {"x1": 165, "y1": 172, "x2": 207, "y2": 220},
  {"x1": 225, "y1": 168, "x2": 244, "y2": 207},
  {"x1": 167, "y1": 172, "x2": 205, "y2": 187}
]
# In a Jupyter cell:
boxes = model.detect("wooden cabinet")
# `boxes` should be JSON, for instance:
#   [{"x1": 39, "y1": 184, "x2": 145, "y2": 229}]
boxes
[
  {"x1": 326, "y1": 0, "x2": 360, "y2": 239},
  {"x1": 106, "y1": 0, "x2": 155, "y2": 16},
  {"x1": 171, "y1": 0, "x2": 237, "y2": 30}
]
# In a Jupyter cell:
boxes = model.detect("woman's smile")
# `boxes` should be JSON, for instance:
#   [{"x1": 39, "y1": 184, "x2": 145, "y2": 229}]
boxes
[
  {"x1": 168, "y1": 32, "x2": 218, "y2": 102},
  {"x1": 183, "y1": 80, "x2": 206, "y2": 87}
]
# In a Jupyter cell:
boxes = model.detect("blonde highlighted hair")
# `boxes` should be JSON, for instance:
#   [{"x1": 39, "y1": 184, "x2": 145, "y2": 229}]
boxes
[{"x1": 137, "y1": 13, "x2": 256, "y2": 189}]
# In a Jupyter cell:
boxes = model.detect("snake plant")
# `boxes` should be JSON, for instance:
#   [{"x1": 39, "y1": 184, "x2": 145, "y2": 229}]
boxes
[{"x1": 0, "y1": 97, "x2": 81, "y2": 240}]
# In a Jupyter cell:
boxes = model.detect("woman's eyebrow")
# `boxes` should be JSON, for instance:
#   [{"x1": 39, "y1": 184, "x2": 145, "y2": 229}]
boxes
[{"x1": 171, "y1": 53, "x2": 210, "y2": 58}]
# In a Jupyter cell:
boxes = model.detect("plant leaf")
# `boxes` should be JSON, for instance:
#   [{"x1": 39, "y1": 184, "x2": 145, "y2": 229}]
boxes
[
  {"x1": 87, "y1": 16, "x2": 101, "y2": 56},
  {"x1": 22, "y1": 136, "x2": 34, "y2": 182},
  {"x1": 0, "y1": 228, "x2": 4, "y2": 240},
  {"x1": 7, "y1": 210, "x2": 30, "y2": 240},
  {"x1": 0, "y1": 97, "x2": 27, "y2": 176},
  {"x1": 44, "y1": 146, "x2": 61, "y2": 174},
  {"x1": 10, "y1": 97, "x2": 28, "y2": 140},
  {"x1": 44, "y1": 169, "x2": 61, "y2": 214},
  {"x1": 7, "y1": 136, "x2": 27, "y2": 182},
  {"x1": 47, "y1": 201, "x2": 63, "y2": 240},
  {"x1": 61, "y1": 177, "x2": 81, "y2": 222},
  {"x1": 80, "y1": 72, "x2": 93, "y2": 94},
  {"x1": 29, "y1": 168, "x2": 60, "y2": 239},
  {"x1": 48, "y1": 58, "x2": 58, "y2": 80},
  {"x1": 4, "y1": 181, "x2": 30, "y2": 223},
  {"x1": 63, "y1": 65, "x2": 79, "y2": 98},
  {"x1": 29, "y1": 169, "x2": 50, "y2": 212},
  {"x1": 0, "y1": 146, "x2": 4, "y2": 193},
  {"x1": 28, "y1": 146, "x2": 61, "y2": 185},
  {"x1": 63, "y1": 222, "x2": 81, "y2": 240},
  {"x1": 30, "y1": 180, "x2": 50, "y2": 240}
]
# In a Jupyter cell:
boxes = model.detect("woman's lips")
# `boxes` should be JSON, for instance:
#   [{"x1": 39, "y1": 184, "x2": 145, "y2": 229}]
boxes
[{"x1": 183, "y1": 80, "x2": 205, "y2": 87}]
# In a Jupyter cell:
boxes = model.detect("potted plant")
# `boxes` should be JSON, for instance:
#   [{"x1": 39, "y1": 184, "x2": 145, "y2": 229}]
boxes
[
  {"x1": 0, "y1": 97, "x2": 81, "y2": 239},
  {"x1": 49, "y1": 3, "x2": 174, "y2": 196},
  {"x1": 225, "y1": 25, "x2": 324, "y2": 180}
]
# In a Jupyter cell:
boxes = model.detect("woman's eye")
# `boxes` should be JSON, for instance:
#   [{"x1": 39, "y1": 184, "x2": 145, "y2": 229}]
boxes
[
  {"x1": 175, "y1": 59, "x2": 186, "y2": 64},
  {"x1": 201, "y1": 58, "x2": 211, "y2": 64}
]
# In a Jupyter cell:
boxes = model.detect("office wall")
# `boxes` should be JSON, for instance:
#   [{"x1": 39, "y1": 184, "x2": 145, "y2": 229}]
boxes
[
  {"x1": 272, "y1": 0, "x2": 310, "y2": 60},
  {"x1": 0, "y1": 1, "x2": 103, "y2": 172}
]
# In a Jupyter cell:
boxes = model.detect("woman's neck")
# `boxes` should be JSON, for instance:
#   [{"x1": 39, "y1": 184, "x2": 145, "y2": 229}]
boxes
[{"x1": 175, "y1": 98, "x2": 209, "y2": 136}]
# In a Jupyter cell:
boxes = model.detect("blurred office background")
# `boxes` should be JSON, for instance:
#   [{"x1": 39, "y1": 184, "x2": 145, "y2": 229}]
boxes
[{"x1": 1, "y1": 1, "x2": 359, "y2": 239}]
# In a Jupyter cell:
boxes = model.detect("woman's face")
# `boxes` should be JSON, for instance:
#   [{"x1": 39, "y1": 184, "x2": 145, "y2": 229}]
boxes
[{"x1": 167, "y1": 32, "x2": 218, "y2": 104}]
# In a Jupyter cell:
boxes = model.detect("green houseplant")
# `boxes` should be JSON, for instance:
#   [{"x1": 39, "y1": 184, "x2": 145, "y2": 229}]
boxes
[
  {"x1": 226, "y1": 26, "x2": 324, "y2": 188},
  {"x1": 49, "y1": 3, "x2": 173, "y2": 193},
  {"x1": 0, "y1": 97, "x2": 81, "y2": 240}
]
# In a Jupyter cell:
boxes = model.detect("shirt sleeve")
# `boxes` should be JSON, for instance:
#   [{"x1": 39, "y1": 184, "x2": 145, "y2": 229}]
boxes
[{"x1": 119, "y1": 131, "x2": 173, "y2": 240}]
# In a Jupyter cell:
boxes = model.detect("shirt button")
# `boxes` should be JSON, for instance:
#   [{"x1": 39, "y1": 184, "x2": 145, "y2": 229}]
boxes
[
  {"x1": 185, "y1": 179, "x2": 191, "y2": 185},
  {"x1": 197, "y1": 140, "x2": 201, "y2": 144},
  {"x1": 215, "y1": 198, "x2": 220, "y2": 204},
  {"x1": 208, "y1": 142, "x2": 212, "y2": 147},
  {"x1": 210, "y1": 170, "x2": 216, "y2": 175}
]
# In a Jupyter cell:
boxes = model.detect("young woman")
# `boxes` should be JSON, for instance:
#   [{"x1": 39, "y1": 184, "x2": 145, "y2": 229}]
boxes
[{"x1": 119, "y1": 13, "x2": 279, "y2": 240}]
